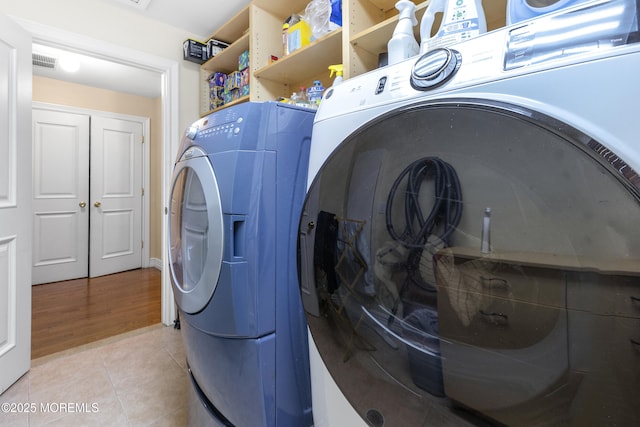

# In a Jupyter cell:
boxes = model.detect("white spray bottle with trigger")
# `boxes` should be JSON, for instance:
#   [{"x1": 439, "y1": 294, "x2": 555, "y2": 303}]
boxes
[
  {"x1": 328, "y1": 64, "x2": 343, "y2": 86},
  {"x1": 419, "y1": 0, "x2": 486, "y2": 54},
  {"x1": 387, "y1": 0, "x2": 419, "y2": 65}
]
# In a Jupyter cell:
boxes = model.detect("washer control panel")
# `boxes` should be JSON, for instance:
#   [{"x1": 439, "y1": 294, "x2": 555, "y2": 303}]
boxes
[
  {"x1": 199, "y1": 117, "x2": 244, "y2": 138},
  {"x1": 187, "y1": 115, "x2": 245, "y2": 141}
]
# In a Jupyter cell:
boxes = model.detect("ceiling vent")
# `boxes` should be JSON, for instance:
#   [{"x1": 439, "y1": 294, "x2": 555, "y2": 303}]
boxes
[
  {"x1": 32, "y1": 53, "x2": 57, "y2": 69},
  {"x1": 111, "y1": 0, "x2": 152, "y2": 11}
]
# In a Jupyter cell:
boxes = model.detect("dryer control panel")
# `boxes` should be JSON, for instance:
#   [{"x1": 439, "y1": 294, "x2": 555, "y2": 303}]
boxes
[{"x1": 505, "y1": 0, "x2": 639, "y2": 70}]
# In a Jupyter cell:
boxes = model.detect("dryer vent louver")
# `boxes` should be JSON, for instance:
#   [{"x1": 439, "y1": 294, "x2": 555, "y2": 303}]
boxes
[{"x1": 32, "y1": 53, "x2": 57, "y2": 69}]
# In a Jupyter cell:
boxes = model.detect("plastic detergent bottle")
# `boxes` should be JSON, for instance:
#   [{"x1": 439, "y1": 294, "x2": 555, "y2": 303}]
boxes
[
  {"x1": 419, "y1": 0, "x2": 486, "y2": 54},
  {"x1": 328, "y1": 64, "x2": 344, "y2": 86},
  {"x1": 282, "y1": 14, "x2": 301, "y2": 55},
  {"x1": 307, "y1": 80, "x2": 324, "y2": 108},
  {"x1": 291, "y1": 87, "x2": 309, "y2": 107},
  {"x1": 387, "y1": 0, "x2": 420, "y2": 65},
  {"x1": 282, "y1": 23, "x2": 290, "y2": 56}
]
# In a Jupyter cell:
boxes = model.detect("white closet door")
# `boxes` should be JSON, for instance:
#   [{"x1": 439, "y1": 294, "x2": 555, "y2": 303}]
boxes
[
  {"x1": 32, "y1": 109, "x2": 90, "y2": 285},
  {"x1": 90, "y1": 116, "x2": 143, "y2": 277}
]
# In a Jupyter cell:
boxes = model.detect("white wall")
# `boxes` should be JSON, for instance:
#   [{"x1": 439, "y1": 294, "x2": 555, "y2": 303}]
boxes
[{"x1": 0, "y1": 0, "x2": 203, "y2": 133}]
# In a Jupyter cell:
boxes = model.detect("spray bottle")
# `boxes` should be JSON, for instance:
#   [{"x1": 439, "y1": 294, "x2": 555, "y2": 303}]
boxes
[
  {"x1": 419, "y1": 0, "x2": 486, "y2": 54},
  {"x1": 387, "y1": 1, "x2": 419, "y2": 65},
  {"x1": 328, "y1": 64, "x2": 343, "y2": 86}
]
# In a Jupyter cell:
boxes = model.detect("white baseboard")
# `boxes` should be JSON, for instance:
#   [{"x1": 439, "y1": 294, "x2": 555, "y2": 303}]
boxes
[{"x1": 149, "y1": 257, "x2": 163, "y2": 271}]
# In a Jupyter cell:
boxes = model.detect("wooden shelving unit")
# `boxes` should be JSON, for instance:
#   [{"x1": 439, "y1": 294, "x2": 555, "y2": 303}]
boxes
[
  {"x1": 202, "y1": 33, "x2": 250, "y2": 74},
  {"x1": 198, "y1": 0, "x2": 507, "y2": 116},
  {"x1": 254, "y1": 29, "x2": 343, "y2": 84}
]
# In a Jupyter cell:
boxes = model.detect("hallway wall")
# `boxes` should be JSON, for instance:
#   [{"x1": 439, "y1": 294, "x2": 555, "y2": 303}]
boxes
[{"x1": 0, "y1": 0, "x2": 203, "y2": 134}]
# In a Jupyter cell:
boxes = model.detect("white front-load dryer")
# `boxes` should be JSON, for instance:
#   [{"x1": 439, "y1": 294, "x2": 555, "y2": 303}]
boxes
[{"x1": 298, "y1": 0, "x2": 640, "y2": 425}]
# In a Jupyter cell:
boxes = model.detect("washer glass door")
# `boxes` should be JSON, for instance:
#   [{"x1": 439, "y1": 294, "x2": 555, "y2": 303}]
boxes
[
  {"x1": 299, "y1": 100, "x2": 640, "y2": 426},
  {"x1": 169, "y1": 147, "x2": 224, "y2": 314}
]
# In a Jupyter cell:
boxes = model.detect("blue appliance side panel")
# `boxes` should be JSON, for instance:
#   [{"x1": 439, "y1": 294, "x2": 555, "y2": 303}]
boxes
[
  {"x1": 269, "y1": 104, "x2": 315, "y2": 425},
  {"x1": 182, "y1": 318, "x2": 276, "y2": 427}
]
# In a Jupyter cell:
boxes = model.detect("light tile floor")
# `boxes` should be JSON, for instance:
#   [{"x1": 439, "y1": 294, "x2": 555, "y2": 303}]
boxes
[{"x1": 1, "y1": 325, "x2": 188, "y2": 427}]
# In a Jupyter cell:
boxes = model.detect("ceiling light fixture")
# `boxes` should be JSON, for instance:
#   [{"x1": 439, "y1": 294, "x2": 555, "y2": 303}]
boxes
[
  {"x1": 59, "y1": 54, "x2": 80, "y2": 73},
  {"x1": 111, "y1": 0, "x2": 152, "y2": 11}
]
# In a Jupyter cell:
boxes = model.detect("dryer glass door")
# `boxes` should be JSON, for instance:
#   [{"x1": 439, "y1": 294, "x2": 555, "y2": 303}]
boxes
[
  {"x1": 169, "y1": 149, "x2": 224, "y2": 314},
  {"x1": 299, "y1": 100, "x2": 640, "y2": 426}
]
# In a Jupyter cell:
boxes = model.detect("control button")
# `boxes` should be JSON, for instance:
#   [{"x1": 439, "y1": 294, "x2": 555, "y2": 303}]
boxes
[
  {"x1": 375, "y1": 76, "x2": 387, "y2": 95},
  {"x1": 237, "y1": 117, "x2": 243, "y2": 124},
  {"x1": 411, "y1": 48, "x2": 462, "y2": 91},
  {"x1": 325, "y1": 88, "x2": 334, "y2": 99},
  {"x1": 234, "y1": 127, "x2": 240, "y2": 134},
  {"x1": 185, "y1": 126, "x2": 198, "y2": 140}
]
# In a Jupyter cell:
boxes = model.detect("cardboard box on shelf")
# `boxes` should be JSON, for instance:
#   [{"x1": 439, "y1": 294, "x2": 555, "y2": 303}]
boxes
[
  {"x1": 209, "y1": 72, "x2": 226, "y2": 87},
  {"x1": 238, "y1": 49, "x2": 250, "y2": 71},
  {"x1": 210, "y1": 86, "x2": 225, "y2": 110},
  {"x1": 240, "y1": 68, "x2": 249, "y2": 87},
  {"x1": 207, "y1": 39, "x2": 229, "y2": 58},
  {"x1": 183, "y1": 39, "x2": 208, "y2": 63},
  {"x1": 287, "y1": 21, "x2": 311, "y2": 54},
  {"x1": 226, "y1": 71, "x2": 242, "y2": 91}
]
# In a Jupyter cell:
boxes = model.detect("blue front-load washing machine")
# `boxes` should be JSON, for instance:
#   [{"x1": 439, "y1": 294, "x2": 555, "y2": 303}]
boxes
[{"x1": 168, "y1": 102, "x2": 315, "y2": 426}]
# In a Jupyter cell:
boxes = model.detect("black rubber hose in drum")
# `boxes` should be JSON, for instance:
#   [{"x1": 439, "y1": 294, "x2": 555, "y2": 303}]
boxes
[
  {"x1": 384, "y1": 155, "x2": 462, "y2": 324},
  {"x1": 386, "y1": 157, "x2": 462, "y2": 249}
]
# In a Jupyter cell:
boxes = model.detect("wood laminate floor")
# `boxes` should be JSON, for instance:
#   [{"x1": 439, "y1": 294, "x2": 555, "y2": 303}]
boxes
[{"x1": 31, "y1": 268, "x2": 162, "y2": 360}]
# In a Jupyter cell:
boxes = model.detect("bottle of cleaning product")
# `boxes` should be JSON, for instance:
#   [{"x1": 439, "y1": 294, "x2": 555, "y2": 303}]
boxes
[
  {"x1": 282, "y1": 15, "x2": 302, "y2": 56},
  {"x1": 419, "y1": 0, "x2": 486, "y2": 54},
  {"x1": 328, "y1": 64, "x2": 343, "y2": 86},
  {"x1": 307, "y1": 80, "x2": 324, "y2": 108},
  {"x1": 282, "y1": 22, "x2": 290, "y2": 56},
  {"x1": 292, "y1": 87, "x2": 309, "y2": 107},
  {"x1": 387, "y1": 0, "x2": 419, "y2": 65}
]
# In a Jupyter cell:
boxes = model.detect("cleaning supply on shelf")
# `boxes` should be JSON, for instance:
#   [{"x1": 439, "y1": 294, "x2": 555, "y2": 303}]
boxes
[
  {"x1": 282, "y1": 14, "x2": 301, "y2": 56},
  {"x1": 328, "y1": 64, "x2": 343, "y2": 86},
  {"x1": 307, "y1": 80, "x2": 325, "y2": 108},
  {"x1": 282, "y1": 22, "x2": 290, "y2": 56},
  {"x1": 387, "y1": 0, "x2": 420, "y2": 65},
  {"x1": 288, "y1": 19, "x2": 313, "y2": 54},
  {"x1": 303, "y1": 0, "x2": 343, "y2": 40},
  {"x1": 330, "y1": 0, "x2": 342, "y2": 27},
  {"x1": 290, "y1": 87, "x2": 310, "y2": 107},
  {"x1": 419, "y1": 0, "x2": 486, "y2": 54}
]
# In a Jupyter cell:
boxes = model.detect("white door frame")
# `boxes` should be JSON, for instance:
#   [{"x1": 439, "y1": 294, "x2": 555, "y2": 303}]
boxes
[
  {"x1": 33, "y1": 102, "x2": 151, "y2": 273},
  {"x1": 18, "y1": 19, "x2": 178, "y2": 326}
]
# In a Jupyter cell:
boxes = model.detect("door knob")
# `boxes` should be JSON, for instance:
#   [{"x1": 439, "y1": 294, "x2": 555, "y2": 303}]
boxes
[
  {"x1": 94, "y1": 201, "x2": 102, "y2": 208},
  {"x1": 79, "y1": 201, "x2": 87, "y2": 208}
]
